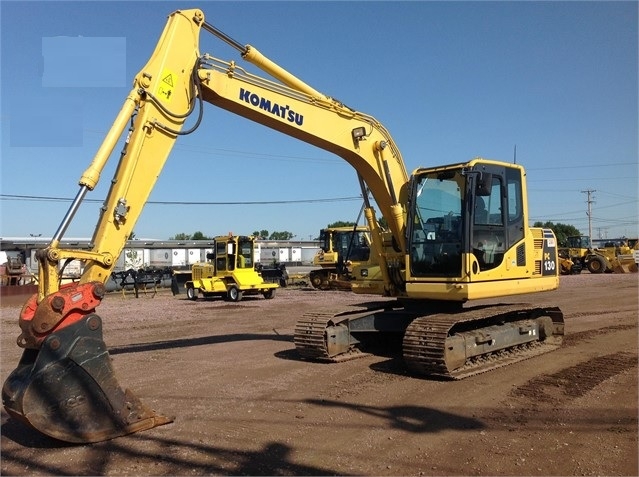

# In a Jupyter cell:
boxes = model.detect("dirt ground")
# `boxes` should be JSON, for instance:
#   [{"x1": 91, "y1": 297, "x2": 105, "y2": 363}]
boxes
[{"x1": 1, "y1": 272, "x2": 637, "y2": 476}]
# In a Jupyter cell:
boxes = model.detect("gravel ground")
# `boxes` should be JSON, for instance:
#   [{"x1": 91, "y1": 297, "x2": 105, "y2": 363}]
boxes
[{"x1": 1, "y1": 272, "x2": 637, "y2": 476}]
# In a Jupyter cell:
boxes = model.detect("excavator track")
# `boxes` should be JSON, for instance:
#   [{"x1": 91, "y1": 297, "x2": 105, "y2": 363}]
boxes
[
  {"x1": 295, "y1": 303, "x2": 564, "y2": 379},
  {"x1": 294, "y1": 303, "x2": 394, "y2": 362},
  {"x1": 294, "y1": 310, "x2": 337, "y2": 360},
  {"x1": 403, "y1": 304, "x2": 564, "y2": 380}
]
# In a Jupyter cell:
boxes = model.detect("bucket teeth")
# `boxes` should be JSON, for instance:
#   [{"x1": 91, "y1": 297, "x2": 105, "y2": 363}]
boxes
[{"x1": 2, "y1": 314, "x2": 173, "y2": 443}]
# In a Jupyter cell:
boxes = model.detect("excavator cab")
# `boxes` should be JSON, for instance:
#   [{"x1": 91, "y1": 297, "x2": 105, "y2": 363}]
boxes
[
  {"x1": 408, "y1": 163, "x2": 512, "y2": 277},
  {"x1": 405, "y1": 159, "x2": 558, "y2": 300}
]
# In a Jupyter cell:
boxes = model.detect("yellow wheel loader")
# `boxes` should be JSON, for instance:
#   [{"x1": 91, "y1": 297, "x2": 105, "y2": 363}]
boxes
[
  {"x1": 560, "y1": 235, "x2": 637, "y2": 274},
  {"x1": 595, "y1": 239, "x2": 638, "y2": 273},
  {"x1": 3, "y1": 8, "x2": 564, "y2": 444},
  {"x1": 185, "y1": 235, "x2": 278, "y2": 302}
]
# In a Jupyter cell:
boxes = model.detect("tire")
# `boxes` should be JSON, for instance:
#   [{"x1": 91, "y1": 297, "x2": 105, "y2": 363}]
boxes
[
  {"x1": 186, "y1": 286, "x2": 198, "y2": 301},
  {"x1": 263, "y1": 289, "x2": 276, "y2": 299},
  {"x1": 309, "y1": 271, "x2": 323, "y2": 289},
  {"x1": 227, "y1": 285, "x2": 243, "y2": 302},
  {"x1": 587, "y1": 256, "x2": 606, "y2": 274}
]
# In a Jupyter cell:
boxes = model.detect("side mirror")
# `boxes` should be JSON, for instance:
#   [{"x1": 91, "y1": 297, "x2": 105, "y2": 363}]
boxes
[{"x1": 476, "y1": 172, "x2": 493, "y2": 196}]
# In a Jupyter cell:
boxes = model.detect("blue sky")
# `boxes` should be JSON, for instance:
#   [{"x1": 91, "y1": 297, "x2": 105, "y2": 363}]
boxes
[{"x1": 1, "y1": 1, "x2": 637, "y2": 242}]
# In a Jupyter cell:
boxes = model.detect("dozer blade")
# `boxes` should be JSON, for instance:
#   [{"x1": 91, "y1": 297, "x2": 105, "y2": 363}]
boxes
[{"x1": 2, "y1": 313, "x2": 173, "y2": 443}]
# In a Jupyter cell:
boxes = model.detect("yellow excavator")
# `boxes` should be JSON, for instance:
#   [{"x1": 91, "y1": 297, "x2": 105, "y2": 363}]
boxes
[{"x1": 2, "y1": 9, "x2": 564, "y2": 444}]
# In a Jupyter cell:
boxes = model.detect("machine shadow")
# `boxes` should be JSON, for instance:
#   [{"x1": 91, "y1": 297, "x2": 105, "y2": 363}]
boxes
[
  {"x1": 304, "y1": 397, "x2": 485, "y2": 434},
  {"x1": 109, "y1": 332, "x2": 293, "y2": 356},
  {"x1": 1, "y1": 429, "x2": 349, "y2": 475},
  {"x1": 1, "y1": 416, "x2": 74, "y2": 448}
]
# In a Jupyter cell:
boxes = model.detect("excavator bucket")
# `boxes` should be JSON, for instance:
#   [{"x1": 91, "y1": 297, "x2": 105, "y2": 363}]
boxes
[{"x1": 2, "y1": 314, "x2": 173, "y2": 443}]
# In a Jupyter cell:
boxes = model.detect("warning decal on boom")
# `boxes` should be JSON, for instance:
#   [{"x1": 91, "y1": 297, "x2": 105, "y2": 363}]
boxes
[{"x1": 156, "y1": 69, "x2": 175, "y2": 102}]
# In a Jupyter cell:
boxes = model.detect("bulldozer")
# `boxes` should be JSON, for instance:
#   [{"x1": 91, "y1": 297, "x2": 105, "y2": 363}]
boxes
[
  {"x1": 309, "y1": 226, "x2": 371, "y2": 290},
  {"x1": 558, "y1": 248, "x2": 582, "y2": 275},
  {"x1": 3, "y1": 8, "x2": 564, "y2": 444},
  {"x1": 185, "y1": 235, "x2": 278, "y2": 301}
]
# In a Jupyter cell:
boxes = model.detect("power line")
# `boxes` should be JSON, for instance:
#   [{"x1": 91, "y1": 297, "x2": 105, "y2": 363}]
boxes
[
  {"x1": 597, "y1": 190, "x2": 639, "y2": 201},
  {"x1": 526, "y1": 162, "x2": 636, "y2": 171},
  {"x1": 0, "y1": 193, "x2": 362, "y2": 205},
  {"x1": 84, "y1": 128, "x2": 344, "y2": 165},
  {"x1": 527, "y1": 176, "x2": 635, "y2": 183},
  {"x1": 84, "y1": 128, "x2": 638, "y2": 171}
]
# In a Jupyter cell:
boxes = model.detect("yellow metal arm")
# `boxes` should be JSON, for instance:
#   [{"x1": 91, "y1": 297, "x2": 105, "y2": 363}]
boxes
[
  {"x1": 197, "y1": 53, "x2": 408, "y2": 247},
  {"x1": 39, "y1": 9, "x2": 204, "y2": 295},
  {"x1": 43, "y1": 7, "x2": 409, "y2": 299}
]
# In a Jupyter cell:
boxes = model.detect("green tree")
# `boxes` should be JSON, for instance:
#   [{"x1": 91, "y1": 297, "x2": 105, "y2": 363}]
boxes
[
  {"x1": 269, "y1": 231, "x2": 294, "y2": 240},
  {"x1": 252, "y1": 230, "x2": 269, "y2": 239},
  {"x1": 533, "y1": 221, "x2": 581, "y2": 247},
  {"x1": 170, "y1": 233, "x2": 191, "y2": 240},
  {"x1": 191, "y1": 231, "x2": 210, "y2": 240},
  {"x1": 327, "y1": 221, "x2": 356, "y2": 228},
  {"x1": 326, "y1": 217, "x2": 388, "y2": 231}
]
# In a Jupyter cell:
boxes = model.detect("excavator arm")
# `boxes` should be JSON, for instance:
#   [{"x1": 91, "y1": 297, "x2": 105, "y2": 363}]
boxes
[{"x1": 3, "y1": 8, "x2": 408, "y2": 444}]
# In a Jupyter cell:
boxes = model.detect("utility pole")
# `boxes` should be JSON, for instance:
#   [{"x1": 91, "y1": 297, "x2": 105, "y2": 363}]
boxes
[{"x1": 581, "y1": 189, "x2": 596, "y2": 241}]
